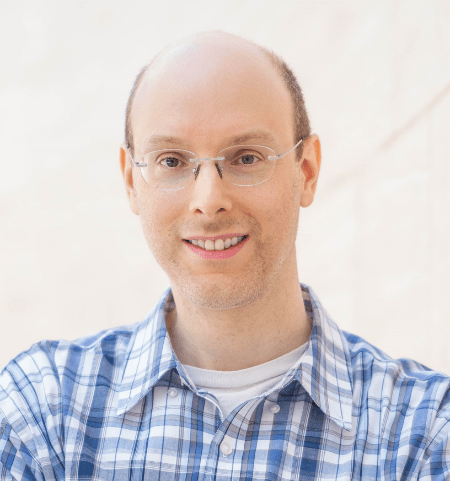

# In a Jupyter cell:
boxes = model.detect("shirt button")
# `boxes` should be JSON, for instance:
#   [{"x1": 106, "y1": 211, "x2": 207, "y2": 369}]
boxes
[
  {"x1": 168, "y1": 388, "x2": 178, "y2": 398},
  {"x1": 220, "y1": 441, "x2": 233, "y2": 456},
  {"x1": 270, "y1": 404, "x2": 280, "y2": 413}
]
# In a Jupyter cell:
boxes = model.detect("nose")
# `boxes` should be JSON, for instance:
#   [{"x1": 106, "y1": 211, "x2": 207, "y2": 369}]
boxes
[{"x1": 188, "y1": 160, "x2": 233, "y2": 219}]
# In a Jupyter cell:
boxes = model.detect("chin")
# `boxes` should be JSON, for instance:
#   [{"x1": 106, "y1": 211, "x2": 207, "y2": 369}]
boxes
[{"x1": 177, "y1": 276, "x2": 265, "y2": 311}]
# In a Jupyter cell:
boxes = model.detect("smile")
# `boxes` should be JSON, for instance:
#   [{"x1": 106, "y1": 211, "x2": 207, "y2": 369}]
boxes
[
  {"x1": 186, "y1": 235, "x2": 247, "y2": 251},
  {"x1": 183, "y1": 235, "x2": 249, "y2": 260}
]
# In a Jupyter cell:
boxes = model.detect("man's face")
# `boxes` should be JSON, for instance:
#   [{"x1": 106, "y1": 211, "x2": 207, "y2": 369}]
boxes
[{"x1": 122, "y1": 39, "x2": 319, "y2": 310}]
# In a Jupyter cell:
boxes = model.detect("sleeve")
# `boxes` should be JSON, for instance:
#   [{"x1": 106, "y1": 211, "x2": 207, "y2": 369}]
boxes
[
  {"x1": 418, "y1": 386, "x2": 450, "y2": 481},
  {"x1": 418, "y1": 432, "x2": 450, "y2": 480},
  {"x1": 0, "y1": 465, "x2": 15, "y2": 481},
  {"x1": 0, "y1": 343, "x2": 65, "y2": 480},
  {"x1": 0, "y1": 420, "x2": 41, "y2": 480}
]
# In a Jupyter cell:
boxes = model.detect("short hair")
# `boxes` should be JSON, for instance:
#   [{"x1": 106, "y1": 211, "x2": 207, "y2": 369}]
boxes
[
  {"x1": 125, "y1": 46, "x2": 311, "y2": 159},
  {"x1": 259, "y1": 47, "x2": 311, "y2": 158}
]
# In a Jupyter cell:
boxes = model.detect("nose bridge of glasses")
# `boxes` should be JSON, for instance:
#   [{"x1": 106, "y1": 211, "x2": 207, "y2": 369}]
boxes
[
  {"x1": 192, "y1": 158, "x2": 224, "y2": 181},
  {"x1": 189, "y1": 156, "x2": 226, "y2": 163}
]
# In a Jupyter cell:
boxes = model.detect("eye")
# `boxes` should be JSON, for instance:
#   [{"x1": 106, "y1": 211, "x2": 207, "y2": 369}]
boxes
[
  {"x1": 158, "y1": 155, "x2": 186, "y2": 168},
  {"x1": 235, "y1": 152, "x2": 262, "y2": 165}
]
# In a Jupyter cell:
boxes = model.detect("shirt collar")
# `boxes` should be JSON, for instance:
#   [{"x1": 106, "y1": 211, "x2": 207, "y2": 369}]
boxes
[
  {"x1": 116, "y1": 286, "x2": 178, "y2": 415},
  {"x1": 291, "y1": 283, "x2": 353, "y2": 431},
  {"x1": 116, "y1": 283, "x2": 353, "y2": 431}
]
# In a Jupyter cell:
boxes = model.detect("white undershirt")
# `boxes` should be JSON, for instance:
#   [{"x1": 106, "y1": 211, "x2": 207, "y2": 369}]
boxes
[{"x1": 182, "y1": 343, "x2": 307, "y2": 419}]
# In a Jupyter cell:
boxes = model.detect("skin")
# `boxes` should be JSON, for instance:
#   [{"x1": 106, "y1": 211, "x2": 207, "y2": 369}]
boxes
[{"x1": 120, "y1": 32, "x2": 322, "y2": 371}]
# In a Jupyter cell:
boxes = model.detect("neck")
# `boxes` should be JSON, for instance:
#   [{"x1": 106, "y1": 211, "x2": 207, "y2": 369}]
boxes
[{"x1": 165, "y1": 259, "x2": 311, "y2": 371}]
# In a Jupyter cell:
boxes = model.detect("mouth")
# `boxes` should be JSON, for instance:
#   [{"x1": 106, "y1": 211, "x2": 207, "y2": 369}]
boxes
[
  {"x1": 183, "y1": 235, "x2": 250, "y2": 260},
  {"x1": 183, "y1": 235, "x2": 248, "y2": 251}
]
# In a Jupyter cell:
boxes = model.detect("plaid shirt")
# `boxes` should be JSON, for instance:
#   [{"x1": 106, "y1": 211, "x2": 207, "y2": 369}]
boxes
[{"x1": 1, "y1": 283, "x2": 450, "y2": 480}]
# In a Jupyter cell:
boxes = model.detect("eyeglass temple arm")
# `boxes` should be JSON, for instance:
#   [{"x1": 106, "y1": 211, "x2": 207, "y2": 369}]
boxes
[
  {"x1": 269, "y1": 137, "x2": 303, "y2": 161},
  {"x1": 126, "y1": 143, "x2": 147, "y2": 167}
]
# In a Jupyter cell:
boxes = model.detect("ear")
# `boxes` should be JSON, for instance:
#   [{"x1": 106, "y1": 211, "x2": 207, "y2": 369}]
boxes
[
  {"x1": 299, "y1": 134, "x2": 321, "y2": 208},
  {"x1": 120, "y1": 143, "x2": 140, "y2": 215}
]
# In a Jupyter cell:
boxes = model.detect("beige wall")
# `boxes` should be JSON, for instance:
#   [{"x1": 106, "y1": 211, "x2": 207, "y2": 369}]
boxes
[{"x1": 1, "y1": 0, "x2": 449, "y2": 372}]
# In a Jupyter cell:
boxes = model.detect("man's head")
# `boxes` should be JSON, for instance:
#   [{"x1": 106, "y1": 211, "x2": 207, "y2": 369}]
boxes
[
  {"x1": 120, "y1": 31, "x2": 321, "y2": 310},
  {"x1": 125, "y1": 32, "x2": 311, "y2": 159}
]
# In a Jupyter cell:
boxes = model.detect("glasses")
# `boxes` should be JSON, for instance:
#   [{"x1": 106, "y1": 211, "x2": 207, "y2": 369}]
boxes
[{"x1": 126, "y1": 137, "x2": 303, "y2": 191}]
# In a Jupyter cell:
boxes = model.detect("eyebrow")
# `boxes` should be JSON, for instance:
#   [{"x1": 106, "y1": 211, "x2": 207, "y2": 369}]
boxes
[
  {"x1": 225, "y1": 130, "x2": 277, "y2": 145},
  {"x1": 142, "y1": 135, "x2": 188, "y2": 151},
  {"x1": 140, "y1": 130, "x2": 278, "y2": 152}
]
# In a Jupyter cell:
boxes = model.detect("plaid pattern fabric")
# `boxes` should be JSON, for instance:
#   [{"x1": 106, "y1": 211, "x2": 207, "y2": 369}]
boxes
[{"x1": 1, "y1": 283, "x2": 450, "y2": 480}]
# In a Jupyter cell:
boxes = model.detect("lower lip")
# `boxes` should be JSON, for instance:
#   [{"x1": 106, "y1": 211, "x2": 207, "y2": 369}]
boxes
[{"x1": 184, "y1": 236, "x2": 249, "y2": 260}]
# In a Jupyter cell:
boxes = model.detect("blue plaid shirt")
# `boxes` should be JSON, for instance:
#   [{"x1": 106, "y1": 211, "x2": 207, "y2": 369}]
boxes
[{"x1": 1, "y1": 283, "x2": 450, "y2": 480}]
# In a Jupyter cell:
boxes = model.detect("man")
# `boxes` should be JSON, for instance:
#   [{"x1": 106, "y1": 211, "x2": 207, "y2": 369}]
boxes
[{"x1": 1, "y1": 30, "x2": 449, "y2": 480}]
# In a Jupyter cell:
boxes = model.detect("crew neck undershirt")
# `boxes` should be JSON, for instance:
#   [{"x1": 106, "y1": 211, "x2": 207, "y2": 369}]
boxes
[{"x1": 182, "y1": 342, "x2": 307, "y2": 419}]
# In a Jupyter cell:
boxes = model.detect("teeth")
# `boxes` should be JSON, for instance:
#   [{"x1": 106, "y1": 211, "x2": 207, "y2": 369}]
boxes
[
  {"x1": 215, "y1": 239, "x2": 224, "y2": 251},
  {"x1": 189, "y1": 236, "x2": 246, "y2": 251},
  {"x1": 205, "y1": 240, "x2": 215, "y2": 250}
]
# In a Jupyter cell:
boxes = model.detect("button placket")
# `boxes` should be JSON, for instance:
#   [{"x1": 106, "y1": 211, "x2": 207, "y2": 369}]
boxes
[
  {"x1": 270, "y1": 403, "x2": 280, "y2": 414},
  {"x1": 220, "y1": 440, "x2": 233, "y2": 457},
  {"x1": 167, "y1": 388, "x2": 178, "y2": 398}
]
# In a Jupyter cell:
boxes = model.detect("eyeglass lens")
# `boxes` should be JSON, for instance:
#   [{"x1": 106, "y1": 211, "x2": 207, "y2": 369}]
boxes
[{"x1": 139, "y1": 145, "x2": 277, "y2": 189}]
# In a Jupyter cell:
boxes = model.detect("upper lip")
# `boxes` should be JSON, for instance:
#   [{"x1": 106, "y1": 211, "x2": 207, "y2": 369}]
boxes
[{"x1": 183, "y1": 233, "x2": 247, "y2": 242}]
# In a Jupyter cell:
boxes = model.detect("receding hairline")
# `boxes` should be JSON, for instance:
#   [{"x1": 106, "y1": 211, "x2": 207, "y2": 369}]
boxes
[{"x1": 125, "y1": 33, "x2": 310, "y2": 157}]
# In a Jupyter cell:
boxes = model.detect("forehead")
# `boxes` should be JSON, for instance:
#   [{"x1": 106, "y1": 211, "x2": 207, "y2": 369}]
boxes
[{"x1": 131, "y1": 39, "x2": 294, "y2": 152}]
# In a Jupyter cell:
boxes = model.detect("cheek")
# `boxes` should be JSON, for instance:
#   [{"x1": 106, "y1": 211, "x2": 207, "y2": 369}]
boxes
[
  {"x1": 255, "y1": 178, "x2": 299, "y2": 230},
  {"x1": 137, "y1": 194, "x2": 181, "y2": 248}
]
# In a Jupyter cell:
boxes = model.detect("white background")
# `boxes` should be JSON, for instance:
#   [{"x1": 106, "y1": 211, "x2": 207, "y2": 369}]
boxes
[{"x1": 1, "y1": 0, "x2": 449, "y2": 372}]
